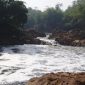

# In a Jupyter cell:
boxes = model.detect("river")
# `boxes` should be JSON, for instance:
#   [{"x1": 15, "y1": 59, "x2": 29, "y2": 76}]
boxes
[{"x1": 0, "y1": 37, "x2": 85, "y2": 84}]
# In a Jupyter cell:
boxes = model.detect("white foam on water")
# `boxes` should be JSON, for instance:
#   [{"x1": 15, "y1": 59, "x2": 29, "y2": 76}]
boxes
[
  {"x1": 0, "y1": 42, "x2": 84, "y2": 84},
  {"x1": 37, "y1": 35, "x2": 56, "y2": 45}
]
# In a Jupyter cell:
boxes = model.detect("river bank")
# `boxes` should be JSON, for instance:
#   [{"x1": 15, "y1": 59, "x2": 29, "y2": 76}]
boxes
[
  {"x1": 49, "y1": 31, "x2": 85, "y2": 46},
  {"x1": 0, "y1": 30, "x2": 46, "y2": 45}
]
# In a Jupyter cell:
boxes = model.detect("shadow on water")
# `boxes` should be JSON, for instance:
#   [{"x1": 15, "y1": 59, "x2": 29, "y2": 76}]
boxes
[
  {"x1": 0, "y1": 81, "x2": 26, "y2": 85},
  {"x1": 0, "y1": 44, "x2": 48, "y2": 55},
  {"x1": 0, "y1": 44, "x2": 85, "y2": 56}
]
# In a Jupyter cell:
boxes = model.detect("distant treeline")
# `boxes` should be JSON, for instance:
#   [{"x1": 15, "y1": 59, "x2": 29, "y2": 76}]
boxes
[{"x1": 25, "y1": 0, "x2": 85, "y2": 32}]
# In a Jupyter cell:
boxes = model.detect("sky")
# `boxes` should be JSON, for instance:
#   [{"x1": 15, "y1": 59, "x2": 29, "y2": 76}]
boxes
[{"x1": 21, "y1": 0, "x2": 75, "y2": 11}]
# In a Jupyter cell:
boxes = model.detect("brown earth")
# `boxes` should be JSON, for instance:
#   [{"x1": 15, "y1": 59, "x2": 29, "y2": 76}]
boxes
[{"x1": 27, "y1": 72, "x2": 85, "y2": 85}]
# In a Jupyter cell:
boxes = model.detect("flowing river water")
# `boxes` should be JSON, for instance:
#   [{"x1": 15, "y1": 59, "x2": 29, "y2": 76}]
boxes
[{"x1": 0, "y1": 37, "x2": 85, "y2": 84}]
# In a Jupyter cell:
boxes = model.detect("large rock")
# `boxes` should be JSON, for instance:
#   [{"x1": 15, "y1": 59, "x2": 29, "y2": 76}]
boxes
[
  {"x1": 27, "y1": 72, "x2": 85, "y2": 85},
  {"x1": 50, "y1": 31, "x2": 85, "y2": 46},
  {"x1": 20, "y1": 29, "x2": 47, "y2": 45},
  {"x1": 24, "y1": 29, "x2": 46, "y2": 38}
]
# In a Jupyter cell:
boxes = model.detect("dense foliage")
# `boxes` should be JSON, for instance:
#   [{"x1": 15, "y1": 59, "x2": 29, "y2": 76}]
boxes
[
  {"x1": 25, "y1": 6, "x2": 64, "y2": 32},
  {"x1": 64, "y1": 0, "x2": 85, "y2": 31},
  {"x1": 0, "y1": 0, "x2": 28, "y2": 43},
  {"x1": 25, "y1": 0, "x2": 85, "y2": 32}
]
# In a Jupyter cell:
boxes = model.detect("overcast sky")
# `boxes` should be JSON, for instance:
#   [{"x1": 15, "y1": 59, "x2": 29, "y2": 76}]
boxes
[{"x1": 21, "y1": 0, "x2": 75, "y2": 11}]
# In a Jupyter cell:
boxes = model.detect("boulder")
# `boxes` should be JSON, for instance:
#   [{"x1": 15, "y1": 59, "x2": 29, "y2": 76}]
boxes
[
  {"x1": 20, "y1": 29, "x2": 47, "y2": 45},
  {"x1": 27, "y1": 72, "x2": 85, "y2": 85},
  {"x1": 55, "y1": 37, "x2": 73, "y2": 45}
]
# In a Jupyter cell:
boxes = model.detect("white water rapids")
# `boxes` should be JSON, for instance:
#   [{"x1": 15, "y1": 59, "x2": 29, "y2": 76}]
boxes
[{"x1": 0, "y1": 37, "x2": 85, "y2": 84}]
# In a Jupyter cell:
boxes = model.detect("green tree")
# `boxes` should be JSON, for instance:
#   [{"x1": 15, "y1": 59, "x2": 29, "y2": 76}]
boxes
[
  {"x1": 0, "y1": 0, "x2": 28, "y2": 44},
  {"x1": 43, "y1": 7, "x2": 64, "y2": 32},
  {"x1": 25, "y1": 8, "x2": 42, "y2": 29},
  {"x1": 64, "y1": 0, "x2": 85, "y2": 31}
]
